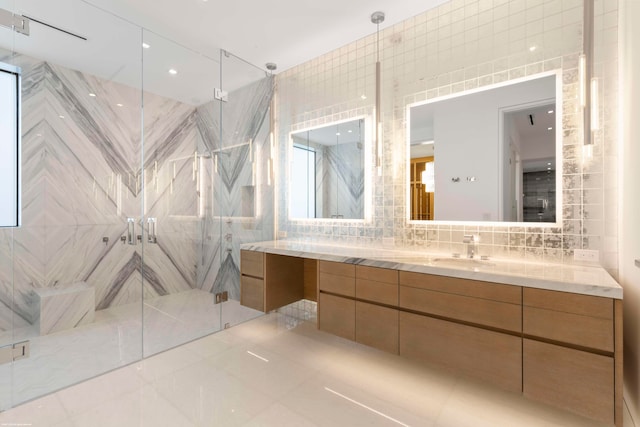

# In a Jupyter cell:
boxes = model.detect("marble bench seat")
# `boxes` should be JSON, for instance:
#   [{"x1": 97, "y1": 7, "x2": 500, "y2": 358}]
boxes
[{"x1": 33, "y1": 282, "x2": 95, "y2": 335}]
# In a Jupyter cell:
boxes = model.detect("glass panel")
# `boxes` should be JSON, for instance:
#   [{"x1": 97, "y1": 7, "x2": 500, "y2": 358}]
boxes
[
  {"x1": 216, "y1": 51, "x2": 274, "y2": 327},
  {"x1": 0, "y1": 0, "x2": 16, "y2": 408},
  {"x1": 0, "y1": 0, "x2": 143, "y2": 408},
  {"x1": 141, "y1": 30, "x2": 223, "y2": 356}
]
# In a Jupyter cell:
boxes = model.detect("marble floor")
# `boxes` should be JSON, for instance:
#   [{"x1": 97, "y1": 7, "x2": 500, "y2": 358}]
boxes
[
  {"x1": 1, "y1": 290, "x2": 262, "y2": 410},
  {"x1": 0, "y1": 312, "x2": 634, "y2": 427}
]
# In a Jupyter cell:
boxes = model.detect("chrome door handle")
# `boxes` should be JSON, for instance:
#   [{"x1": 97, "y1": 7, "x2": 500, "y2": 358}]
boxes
[
  {"x1": 126, "y1": 218, "x2": 136, "y2": 245},
  {"x1": 147, "y1": 217, "x2": 157, "y2": 243}
]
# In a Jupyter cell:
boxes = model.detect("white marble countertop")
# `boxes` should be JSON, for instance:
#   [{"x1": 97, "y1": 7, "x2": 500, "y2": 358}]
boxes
[{"x1": 241, "y1": 240, "x2": 623, "y2": 299}]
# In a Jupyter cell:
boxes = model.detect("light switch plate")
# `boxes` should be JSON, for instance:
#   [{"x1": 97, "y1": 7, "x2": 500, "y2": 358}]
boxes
[{"x1": 574, "y1": 249, "x2": 599, "y2": 262}]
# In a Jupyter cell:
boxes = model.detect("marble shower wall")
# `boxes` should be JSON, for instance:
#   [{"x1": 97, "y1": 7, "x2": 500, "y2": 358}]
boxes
[
  {"x1": 197, "y1": 76, "x2": 275, "y2": 300},
  {"x1": 276, "y1": 0, "x2": 620, "y2": 277},
  {"x1": 318, "y1": 141, "x2": 365, "y2": 219},
  {"x1": 0, "y1": 51, "x2": 204, "y2": 335}
]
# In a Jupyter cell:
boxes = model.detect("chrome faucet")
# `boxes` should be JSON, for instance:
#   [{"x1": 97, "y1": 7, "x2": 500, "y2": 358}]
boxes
[{"x1": 463, "y1": 234, "x2": 476, "y2": 259}]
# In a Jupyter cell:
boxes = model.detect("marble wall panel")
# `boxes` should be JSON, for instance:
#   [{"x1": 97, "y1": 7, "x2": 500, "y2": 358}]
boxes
[
  {"x1": 0, "y1": 52, "x2": 206, "y2": 330},
  {"x1": 197, "y1": 76, "x2": 275, "y2": 299},
  {"x1": 318, "y1": 141, "x2": 364, "y2": 219}
]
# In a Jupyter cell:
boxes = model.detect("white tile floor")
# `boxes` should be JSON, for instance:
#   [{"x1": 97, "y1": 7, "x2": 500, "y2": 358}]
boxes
[
  {"x1": 0, "y1": 313, "x2": 634, "y2": 427},
  {"x1": 1, "y1": 290, "x2": 262, "y2": 410}
]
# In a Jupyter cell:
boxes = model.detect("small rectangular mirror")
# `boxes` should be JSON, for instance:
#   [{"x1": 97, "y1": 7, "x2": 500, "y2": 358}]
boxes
[
  {"x1": 289, "y1": 117, "x2": 368, "y2": 220},
  {"x1": 407, "y1": 72, "x2": 561, "y2": 224}
]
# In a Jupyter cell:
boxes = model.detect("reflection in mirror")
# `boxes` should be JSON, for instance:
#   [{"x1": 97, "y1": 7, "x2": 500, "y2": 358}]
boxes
[
  {"x1": 408, "y1": 72, "x2": 559, "y2": 223},
  {"x1": 290, "y1": 118, "x2": 366, "y2": 219}
]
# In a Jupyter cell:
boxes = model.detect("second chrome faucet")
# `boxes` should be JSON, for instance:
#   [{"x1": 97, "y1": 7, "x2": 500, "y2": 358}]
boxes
[{"x1": 463, "y1": 234, "x2": 477, "y2": 259}]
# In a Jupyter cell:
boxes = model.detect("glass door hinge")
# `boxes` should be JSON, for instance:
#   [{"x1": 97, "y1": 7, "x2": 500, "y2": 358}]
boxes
[{"x1": 0, "y1": 340, "x2": 30, "y2": 365}]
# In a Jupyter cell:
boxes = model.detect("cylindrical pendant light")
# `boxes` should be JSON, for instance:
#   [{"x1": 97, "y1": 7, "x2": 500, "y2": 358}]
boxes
[{"x1": 371, "y1": 11, "x2": 384, "y2": 176}]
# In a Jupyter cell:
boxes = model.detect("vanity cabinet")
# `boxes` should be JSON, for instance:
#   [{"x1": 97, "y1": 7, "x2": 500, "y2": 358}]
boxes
[
  {"x1": 240, "y1": 249, "x2": 622, "y2": 426},
  {"x1": 400, "y1": 311, "x2": 522, "y2": 392},
  {"x1": 355, "y1": 266, "x2": 399, "y2": 353},
  {"x1": 319, "y1": 293, "x2": 355, "y2": 340},
  {"x1": 522, "y1": 288, "x2": 622, "y2": 425},
  {"x1": 318, "y1": 261, "x2": 356, "y2": 339},
  {"x1": 399, "y1": 271, "x2": 521, "y2": 332},
  {"x1": 240, "y1": 250, "x2": 307, "y2": 312},
  {"x1": 523, "y1": 339, "x2": 614, "y2": 425},
  {"x1": 240, "y1": 250, "x2": 265, "y2": 311},
  {"x1": 318, "y1": 263, "x2": 400, "y2": 352},
  {"x1": 398, "y1": 272, "x2": 522, "y2": 392}
]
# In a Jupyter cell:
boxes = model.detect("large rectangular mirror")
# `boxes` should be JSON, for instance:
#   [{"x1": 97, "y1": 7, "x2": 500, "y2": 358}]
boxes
[
  {"x1": 289, "y1": 117, "x2": 369, "y2": 220},
  {"x1": 407, "y1": 72, "x2": 561, "y2": 224}
]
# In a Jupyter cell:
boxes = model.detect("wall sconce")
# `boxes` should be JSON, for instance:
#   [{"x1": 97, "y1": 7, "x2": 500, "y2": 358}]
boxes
[
  {"x1": 371, "y1": 11, "x2": 384, "y2": 177},
  {"x1": 579, "y1": 54, "x2": 587, "y2": 108},
  {"x1": 581, "y1": 0, "x2": 594, "y2": 158},
  {"x1": 267, "y1": 86, "x2": 276, "y2": 187},
  {"x1": 591, "y1": 77, "x2": 599, "y2": 131}
]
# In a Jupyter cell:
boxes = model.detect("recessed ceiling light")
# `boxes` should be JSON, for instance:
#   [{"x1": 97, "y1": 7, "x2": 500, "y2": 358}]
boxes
[
  {"x1": 547, "y1": 109, "x2": 554, "y2": 114},
  {"x1": 348, "y1": 130, "x2": 352, "y2": 133},
  {"x1": 116, "y1": 103, "x2": 123, "y2": 107},
  {"x1": 529, "y1": 45, "x2": 537, "y2": 52},
  {"x1": 168, "y1": 68, "x2": 178, "y2": 75},
  {"x1": 89, "y1": 93, "x2": 96, "y2": 97},
  {"x1": 59, "y1": 115, "x2": 65, "y2": 119},
  {"x1": 336, "y1": 132, "x2": 341, "y2": 136},
  {"x1": 548, "y1": 127, "x2": 553, "y2": 130},
  {"x1": 360, "y1": 94, "x2": 367, "y2": 100},
  {"x1": 547, "y1": 162, "x2": 551, "y2": 166},
  {"x1": 547, "y1": 167, "x2": 552, "y2": 170},
  {"x1": 142, "y1": 43, "x2": 150, "y2": 49}
]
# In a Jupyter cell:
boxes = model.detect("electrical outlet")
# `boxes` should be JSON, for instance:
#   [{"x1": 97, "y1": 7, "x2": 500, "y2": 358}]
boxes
[{"x1": 573, "y1": 249, "x2": 600, "y2": 263}]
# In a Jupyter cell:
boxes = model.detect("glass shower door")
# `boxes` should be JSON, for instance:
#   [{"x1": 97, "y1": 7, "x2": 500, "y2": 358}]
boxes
[
  {"x1": 0, "y1": 0, "x2": 144, "y2": 409},
  {"x1": 216, "y1": 51, "x2": 275, "y2": 327},
  {"x1": 140, "y1": 31, "x2": 224, "y2": 356}
]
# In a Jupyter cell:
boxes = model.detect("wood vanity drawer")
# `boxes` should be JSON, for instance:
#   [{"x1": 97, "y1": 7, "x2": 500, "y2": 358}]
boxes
[
  {"x1": 240, "y1": 276, "x2": 264, "y2": 312},
  {"x1": 319, "y1": 262, "x2": 355, "y2": 297},
  {"x1": 399, "y1": 271, "x2": 520, "y2": 304},
  {"x1": 356, "y1": 279, "x2": 398, "y2": 306},
  {"x1": 356, "y1": 266, "x2": 397, "y2": 283},
  {"x1": 356, "y1": 301, "x2": 398, "y2": 354},
  {"x1": 355, "y1": 266, "x2": 398, "y2": 305},
  {"x1": 399, "y1": 311, "x2": 522, "y2": 393},
  {"x1": 319, "y1": 293, "x2": 355, "y2": 341},
  {"x1": 241, "y1": 250, "x2": 264, "y2": 278},
  {"x1": 523, "y1": 288, "x2": 613, "y2": 352},
  {"x1": 399, "y1": 285, "x2": 521, "y2": 332},
  {"x1": 319, "y1": 260, "x2": 355, "y2": 278},
  {"x1": 523, "y1": 339, "x2": 614, "y2": 425}
]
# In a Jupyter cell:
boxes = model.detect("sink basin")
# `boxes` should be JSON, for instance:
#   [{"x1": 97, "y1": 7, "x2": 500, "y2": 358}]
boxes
[{"x1": 431, "y1": 257, "x2": 496, "y2": 267}]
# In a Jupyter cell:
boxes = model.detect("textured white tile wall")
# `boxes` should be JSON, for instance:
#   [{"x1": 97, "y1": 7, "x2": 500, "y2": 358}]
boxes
[{"x1": 276, "y1": 0, "x2": 618, "y2": 276}]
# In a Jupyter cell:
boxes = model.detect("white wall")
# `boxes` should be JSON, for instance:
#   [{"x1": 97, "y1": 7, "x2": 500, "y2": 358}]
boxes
[
  {"x1": 620, "y1": 0, "x2": 640, "y2": 423},
  {"x1": 433, "y1": 76, "x2": 555, "y2": 221}
]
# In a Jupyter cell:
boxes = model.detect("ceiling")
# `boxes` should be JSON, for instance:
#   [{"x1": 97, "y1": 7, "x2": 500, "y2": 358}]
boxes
[
  {"x1": 2, "y1": 0, "x2": 446, "y2": 105},
  {"x1": 82, "y1": 0, "x2": 447, "y2": 73}
]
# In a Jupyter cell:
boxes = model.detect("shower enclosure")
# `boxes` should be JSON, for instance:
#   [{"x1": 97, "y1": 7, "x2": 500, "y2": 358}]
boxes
[{"x1": 0, "y1": 0, "x2": 273, "y2": 410}]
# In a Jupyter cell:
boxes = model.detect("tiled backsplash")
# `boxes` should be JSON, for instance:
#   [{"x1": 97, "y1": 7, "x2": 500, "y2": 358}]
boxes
[{"x1": 276, "y1": 0, "x2": 619, "y2": 277}]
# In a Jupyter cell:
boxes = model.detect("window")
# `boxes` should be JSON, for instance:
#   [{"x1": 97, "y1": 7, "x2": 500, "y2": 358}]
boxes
[
  {"x1": 290, "y1": 144, "x2": 315, "y2": 218},
  {"x1": 0, "y1": 61, "x2": 21, "y2": 227}
]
